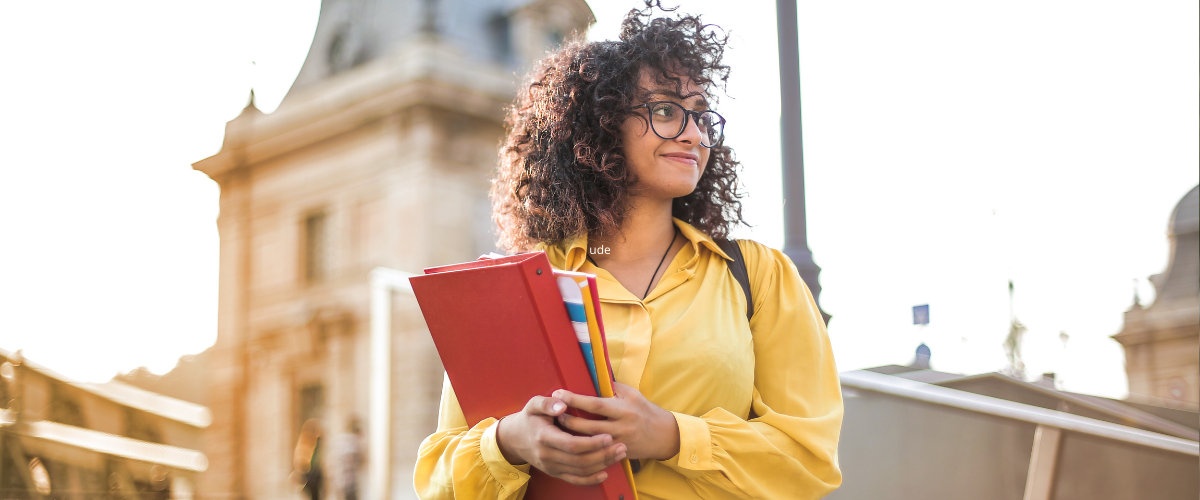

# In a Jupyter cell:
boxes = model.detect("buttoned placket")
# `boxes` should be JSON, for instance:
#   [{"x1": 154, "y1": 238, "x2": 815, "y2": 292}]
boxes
[
  {"x1": 575, "y1": 242, "x2": 697, "y2": 388},
  {"x1": 550, "y1": 220, "x2": 733, "y2": 391}
]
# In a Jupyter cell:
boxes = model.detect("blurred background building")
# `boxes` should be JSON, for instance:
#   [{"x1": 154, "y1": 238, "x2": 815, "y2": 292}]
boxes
[
  {"x1": 0, "y1": 349, "x2": 210, "y2": 498},
  {"x1": 190, "y1": 1, "x2": 592, "y2": 499},
  {"x1": 1114, "y1": 185, "x2": 1199, "y2": 410}
]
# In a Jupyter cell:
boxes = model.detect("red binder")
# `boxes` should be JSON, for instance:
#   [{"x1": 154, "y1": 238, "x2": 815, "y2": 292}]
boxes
[{"x1": 410, "y1": 251, "x2": 637, "y2": 500}]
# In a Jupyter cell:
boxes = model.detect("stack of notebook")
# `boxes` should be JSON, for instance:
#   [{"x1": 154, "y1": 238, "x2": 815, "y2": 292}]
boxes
[{"x1": 410, "y1": 251, "x2": 638, "y2": 500}]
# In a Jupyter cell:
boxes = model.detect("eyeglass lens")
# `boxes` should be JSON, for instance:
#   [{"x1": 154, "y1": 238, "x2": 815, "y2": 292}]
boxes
[{"x1": 647, "y1": 102, "x2": 724, "y2": 147}]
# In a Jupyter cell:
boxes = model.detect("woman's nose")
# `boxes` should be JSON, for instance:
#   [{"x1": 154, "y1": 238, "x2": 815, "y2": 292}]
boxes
[{"x1": 676, "y1": 113, "x2": 704, "y2": 145}]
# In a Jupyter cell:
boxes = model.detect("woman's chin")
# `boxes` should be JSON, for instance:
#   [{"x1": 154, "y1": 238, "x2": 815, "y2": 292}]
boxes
[{"x1": 658, "y1": 183, "x2": 703, "y2": 200}]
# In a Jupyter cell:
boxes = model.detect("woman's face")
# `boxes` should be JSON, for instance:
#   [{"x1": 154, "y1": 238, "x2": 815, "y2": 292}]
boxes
[{"x1": 619, "y1": 68, "x2": 712, "y2": 202}]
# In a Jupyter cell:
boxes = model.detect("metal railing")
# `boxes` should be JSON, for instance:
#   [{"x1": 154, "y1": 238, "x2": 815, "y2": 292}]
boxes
[
  {"x1": 842, "y1": 369, "x2": 1199, "y2": 500},
  {"x1": 840, "y1": 369, "x2": 1199, "y2": 456}
]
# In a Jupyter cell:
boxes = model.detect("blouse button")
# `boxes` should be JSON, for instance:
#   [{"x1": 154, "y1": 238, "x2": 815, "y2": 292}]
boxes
[
  {"x1": 509, "y1": 472, "x2": 519, "y2": 479},
  {"x1": 690, "y1": 454, "x2": 698, "y2": 464}
]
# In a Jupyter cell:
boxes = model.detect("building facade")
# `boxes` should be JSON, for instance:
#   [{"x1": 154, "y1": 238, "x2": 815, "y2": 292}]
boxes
[
  {"x1": 0, "y1": 348, "x2": 209, "y2": 498},
  {"x1": 1114, "y1": 185, "x2": 1200, "y2": 409},
  {"x1": 192, "y1": 1, "x2": 592, "y2": 499}
]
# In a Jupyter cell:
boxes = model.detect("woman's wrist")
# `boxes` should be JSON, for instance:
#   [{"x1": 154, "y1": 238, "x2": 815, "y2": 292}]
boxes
[
  {"x1": 653, "y1": 408, "x2": 682, "y2": 460},
  {"x1": 495, "y1": 416, "x2": 528, "y2": 465}
]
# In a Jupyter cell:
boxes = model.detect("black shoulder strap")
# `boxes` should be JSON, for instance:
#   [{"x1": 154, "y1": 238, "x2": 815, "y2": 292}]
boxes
[{"x1": 716, "y1": 239, "x2": 753, "y2": 323}]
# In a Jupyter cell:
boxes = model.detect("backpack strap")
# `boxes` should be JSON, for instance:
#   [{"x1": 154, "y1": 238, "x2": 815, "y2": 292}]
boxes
[{"x1": 716, "y1": 239, "x2": 753, "y2": 323}]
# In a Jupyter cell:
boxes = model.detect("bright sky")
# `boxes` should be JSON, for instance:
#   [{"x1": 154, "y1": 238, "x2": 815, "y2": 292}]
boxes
[{"x1": 1, "y1": 1, "x2": 1196, "y2": 400}]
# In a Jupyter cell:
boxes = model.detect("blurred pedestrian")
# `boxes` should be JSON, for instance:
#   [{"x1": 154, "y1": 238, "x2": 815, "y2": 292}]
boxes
[
  {"x1": 294, "y1": 418, "x2": 323, "y2": 500},
  {"x1": 337, "y1": 415, "x2": 365, "y2": 500}
]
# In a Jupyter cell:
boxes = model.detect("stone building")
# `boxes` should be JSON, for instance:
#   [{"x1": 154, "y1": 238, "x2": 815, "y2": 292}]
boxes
[
  {"x1": 0, "y1": 348, "x2": 209, "y2": 497},
  {"x1": 1114, "y1": 185, "x2": 1199, "y2": 409},
  {"x1": 191, "y1": 1, "x2": 592, "y2": 499}
]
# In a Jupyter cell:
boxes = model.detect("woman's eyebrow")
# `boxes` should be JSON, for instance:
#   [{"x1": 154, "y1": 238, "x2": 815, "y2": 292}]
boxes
[{"x1": 648, "y1": 88, "x2": 710, "y2": 109}]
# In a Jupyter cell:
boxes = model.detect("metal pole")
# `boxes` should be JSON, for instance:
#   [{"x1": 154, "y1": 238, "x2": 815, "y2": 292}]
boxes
[{"x1": 776, "y1": 0, "x2": 830, "y2": 324}]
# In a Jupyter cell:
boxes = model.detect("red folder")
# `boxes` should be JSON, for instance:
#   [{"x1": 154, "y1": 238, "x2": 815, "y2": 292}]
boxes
[{"x1": 410, "y1": 251, "x2": 637, "y2": 500}]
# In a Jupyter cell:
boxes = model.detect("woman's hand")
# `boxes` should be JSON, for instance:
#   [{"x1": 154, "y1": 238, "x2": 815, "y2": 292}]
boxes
[
  {"x1": 495, "y1": 394, "x2": 628, "y2": 485},
  {"x1": 554, "y1": 383, "x2": 681, "y2": 461}
]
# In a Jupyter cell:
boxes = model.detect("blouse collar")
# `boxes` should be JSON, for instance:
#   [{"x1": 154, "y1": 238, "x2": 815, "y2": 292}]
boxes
[{"x1": 538, "y1": 218, "x2": 733, "y2": 272}]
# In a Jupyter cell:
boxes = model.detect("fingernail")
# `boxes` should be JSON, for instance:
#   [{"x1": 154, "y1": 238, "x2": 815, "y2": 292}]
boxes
[
  {"x1": 552, "y1": 402, "x2": 565, "y2": 413},
  {"x1": 618, "y1": 452, "x2": 627, "y2": 461},
  {"x1": 598, "y1": 473, "x2": 608, "y2": 481},
  {"x1": 617, "y1": 444, "x2": 627, "y2": 454}
]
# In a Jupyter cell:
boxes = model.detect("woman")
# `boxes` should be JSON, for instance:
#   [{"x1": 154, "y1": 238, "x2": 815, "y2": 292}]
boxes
[{"x1": 415, "y1": 3, "x2": 842, "y2": 499}]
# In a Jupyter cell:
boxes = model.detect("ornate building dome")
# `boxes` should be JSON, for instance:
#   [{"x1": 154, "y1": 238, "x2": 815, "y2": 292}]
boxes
[
  {"x1": 1169, "y1": 185, "x2": 1199, "y2": 235},
  {"x1": 1114, "y1": 185, "x2": 1200, "y2": 409}
]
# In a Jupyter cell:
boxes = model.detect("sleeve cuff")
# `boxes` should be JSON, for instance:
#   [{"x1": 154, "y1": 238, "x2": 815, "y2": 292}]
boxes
[
  {"x1": 659, "y1": 411, "x2": 715, "y2": 477},
  {"x1": 480, "y1": 419, "x2": 533, "y2": 489}
]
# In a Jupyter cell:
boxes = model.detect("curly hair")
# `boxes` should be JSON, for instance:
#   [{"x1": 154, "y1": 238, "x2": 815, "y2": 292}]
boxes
[{"x1": 491, "y1": 1, "x2": 747, "y2": 252}]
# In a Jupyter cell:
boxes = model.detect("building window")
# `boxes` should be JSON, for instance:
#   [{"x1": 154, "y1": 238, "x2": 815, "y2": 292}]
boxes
[
  {"x1": 297, "y1": 383, "x2": 325, "y2": 431},
  {"x1": 124, "y1": 408, "x2": 163, "y2": 444},
  {"x1": 548, "y1": 29, "x2": 564, "y2": 49},
  {"x1": 304, "y1": 212, "x2": 330, "y2": 283},
  {"x1": 48, "y1": 385, "x2": 86, "y2": 428},
  {"x1": 488, "y1": 13, "x2": 513, "y2": 64}
]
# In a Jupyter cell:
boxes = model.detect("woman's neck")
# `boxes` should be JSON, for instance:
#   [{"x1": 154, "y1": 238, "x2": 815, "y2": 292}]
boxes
[{"x1": 588, "y1": 196, "x2": 676, "y2": 265}]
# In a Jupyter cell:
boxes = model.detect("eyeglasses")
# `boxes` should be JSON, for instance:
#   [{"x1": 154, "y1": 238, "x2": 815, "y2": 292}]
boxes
[{"x1": 631, "y1": 101, "x2": 726, "y2": 148}]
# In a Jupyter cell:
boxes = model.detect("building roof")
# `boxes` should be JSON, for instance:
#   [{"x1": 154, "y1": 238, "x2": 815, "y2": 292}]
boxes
[
  {"x1": 18, "y1": 420, "x2": 208, "y2": 472},
  {"x1": 862, "y1": 365, "x2": 1198, "y2": 440},
  {"x1": 835, "y1": 369, "x2": 1199, "y2": 499},
  {"x1": 283, "y1": 0, "x2": 592, "y2": 105},
  {"x1": 841, "y1": 369, "x2": 1198, "y2": 456},
  {"x1": 1, "y1": 348, "x2": 212, "y2": 428},
  {"x1": 1169, "y1": 185, "x2": 1199, "y2": 236},
  {"x1": 936, "y1": 372, "x2": 1197, "y2": 440},
  {"x1": 1154, "y1": 185, "x2": 1200, "y2": 304}
]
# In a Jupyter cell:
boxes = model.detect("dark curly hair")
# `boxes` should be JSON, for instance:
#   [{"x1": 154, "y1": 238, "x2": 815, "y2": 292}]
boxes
[{"x1": 491, "y1": 1, "x2": 746, "y2": 252}]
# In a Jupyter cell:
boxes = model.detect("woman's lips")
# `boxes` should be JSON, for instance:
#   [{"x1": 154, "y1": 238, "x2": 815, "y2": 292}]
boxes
[{"x1": 661, "y1": 153, "x2": 699, "y2": 166}]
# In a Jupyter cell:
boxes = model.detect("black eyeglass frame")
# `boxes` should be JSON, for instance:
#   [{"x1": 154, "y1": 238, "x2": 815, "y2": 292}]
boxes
[{"x1": 631, "y1": 101, "x2": 726, "y2": 148}]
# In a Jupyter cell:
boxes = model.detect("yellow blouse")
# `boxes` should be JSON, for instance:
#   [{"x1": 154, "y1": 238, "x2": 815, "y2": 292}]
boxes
[{"x1": 415, "y1": 218, "x2": 843, "y2": 499}]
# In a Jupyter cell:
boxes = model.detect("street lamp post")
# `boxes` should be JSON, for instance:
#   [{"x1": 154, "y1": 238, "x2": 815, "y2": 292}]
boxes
[{"x1": 776, "y1": 0, "x2": 830, "y2": 324}]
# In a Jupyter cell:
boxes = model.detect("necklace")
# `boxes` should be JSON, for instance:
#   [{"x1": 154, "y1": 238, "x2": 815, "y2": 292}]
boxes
[{"x1": 587, "y1": 225, "x2": 679, "y2": 300}]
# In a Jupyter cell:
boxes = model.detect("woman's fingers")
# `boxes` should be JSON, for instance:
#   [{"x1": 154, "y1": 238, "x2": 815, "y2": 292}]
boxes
[
  {"x1": 556, "y1": 411, "x2": 612, "y2": 436},
  {"x1": 555, "y1": 470, "x2": 610, "y2": 486},
  {"x1": 540, "y1": 427, "x2": 611, "y2": 455},
  {"x1": 524, "y1": 395, "x2": 568, "y2": 417},
  {"x1": 517, "y1": 390, "x2": 635, "y2": 484},
  {"x1": 611, "y1": 382, "x2": 637, "y2": 398},
  {"x1": 553, "y1": 389, "x2": 617, "y2": 417},
  {"x1": 538, "y1": 442, "x2": 626, "y2": 477}
]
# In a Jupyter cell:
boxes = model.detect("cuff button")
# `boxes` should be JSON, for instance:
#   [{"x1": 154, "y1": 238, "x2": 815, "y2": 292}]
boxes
[{"x1": 690, "y1": 454, "x2": 698, "y2": 464}]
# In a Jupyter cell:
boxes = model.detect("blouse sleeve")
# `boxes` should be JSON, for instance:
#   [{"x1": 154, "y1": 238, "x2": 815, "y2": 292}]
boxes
[
  {"x1": 414, "y1": 374, "x2": 534, "y2": 500},
  {"x1": 655, "y1": 241, "x2": 844, "y2": 499}
]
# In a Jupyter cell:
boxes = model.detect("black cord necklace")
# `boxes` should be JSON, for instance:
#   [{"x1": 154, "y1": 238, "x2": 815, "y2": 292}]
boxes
[{"x1": 587, "y1": 225, "x2": 679, "y2": 300}]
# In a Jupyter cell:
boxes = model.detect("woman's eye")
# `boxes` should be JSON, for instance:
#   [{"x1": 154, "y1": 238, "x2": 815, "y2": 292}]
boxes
[{"x1": 652, "y1": 105, "x2": 674, "y2": 117}]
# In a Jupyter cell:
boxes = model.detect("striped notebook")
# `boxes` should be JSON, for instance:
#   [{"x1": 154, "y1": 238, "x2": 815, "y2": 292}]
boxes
[{"x1": 553, "y1": 270, "x2": 637, "y2": 497}]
